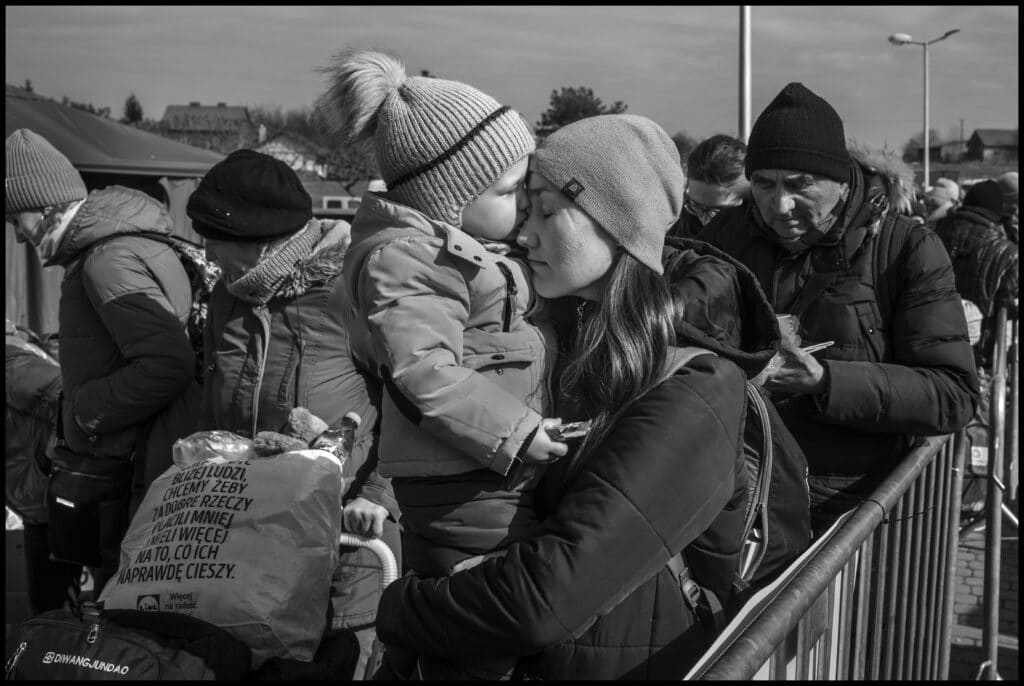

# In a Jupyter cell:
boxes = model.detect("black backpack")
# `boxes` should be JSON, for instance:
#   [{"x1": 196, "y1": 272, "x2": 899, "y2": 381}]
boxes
[
  {"x1": 5, "y1": 601, "x2": 251, "y2": 680},
  {"x1": 734, "y1": 383, "x2": 811, "y2": 592},
  {"x1": 663, "y1": 349, "x2": 811, "y2": 632}
]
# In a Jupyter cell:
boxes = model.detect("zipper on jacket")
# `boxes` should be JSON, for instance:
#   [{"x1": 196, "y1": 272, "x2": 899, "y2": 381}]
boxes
[
  {"x1": 6, "y1": 642, "x2": 27, "y2": 678},
  {"x1": 496, "y1": 262, "x2": 517, "y2": 333},
  {"x1": 87, "y1": 623, "x2": 100, "y2": 644},
  {"x1": 250, "y1": 305, "x2": 272, "y2": 437}
]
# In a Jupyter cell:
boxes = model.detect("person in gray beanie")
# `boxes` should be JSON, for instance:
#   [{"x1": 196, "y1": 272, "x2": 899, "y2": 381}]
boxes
[
  {"x1": 372, "y1": 113, "x2": 785, "y2": 679},
  {"x1": 5, "y1": 128, "x2": 199, "y2": 595},
  {"x1": 699, "y1": 82, "x2": 978, "y2": 535},
  {"x1": 318, "y1": 48, "x2": 564, "y2": 679}
]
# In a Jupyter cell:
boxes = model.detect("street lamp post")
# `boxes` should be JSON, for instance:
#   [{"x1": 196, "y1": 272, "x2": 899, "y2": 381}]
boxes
[{"x1": 888, "y1": 28, "x2": 960, "y2": 192}]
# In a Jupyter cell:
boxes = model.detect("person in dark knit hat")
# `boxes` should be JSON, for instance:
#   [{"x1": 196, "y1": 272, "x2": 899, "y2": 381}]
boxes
[
  {"x1": 5, "y1": 128, "x2": 200, "y2": 595},
  {"x1": 699, "y1": 82, "x2": 978, "y2": 536},
  {"x1": 934, "y1": 178, "x2": 1019, "y2": 369},
  {"x1": 186, "y1": 148, "x2": 399, "y2": 677},
  {"x1": 369, "y1": 113, "x2": 795, "y2": 679}
]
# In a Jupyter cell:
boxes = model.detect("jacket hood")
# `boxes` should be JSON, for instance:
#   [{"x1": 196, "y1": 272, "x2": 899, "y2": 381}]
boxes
[
  {"x1": 51, "y1": 185, "x2": 174, "y2": 265},
  {"x1": 274, "y1": 219, "x2": 351, "y2": 300},
  {"x1": 663, "y1": 236, "x2": 780, "y2": 378},
  {"x1": 350, "y1": 192, "x2": 440, "y2": 246},
  {"x1": 849, "y1": 143, "x2": 917, "y2": 218}
]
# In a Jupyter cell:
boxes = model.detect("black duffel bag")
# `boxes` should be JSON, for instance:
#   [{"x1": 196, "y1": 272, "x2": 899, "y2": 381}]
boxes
[{"x1": 5, "y1": 600, "x2": 252, "y2": 680}]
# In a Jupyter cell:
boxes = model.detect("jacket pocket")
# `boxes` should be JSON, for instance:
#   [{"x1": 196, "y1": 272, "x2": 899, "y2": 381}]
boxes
[
  {"x1": 63, "y1": 390, "x2": 137, "y2": 460},
  {"x1": 463, "y1": 333, "x2": 547, "y2": 414}
]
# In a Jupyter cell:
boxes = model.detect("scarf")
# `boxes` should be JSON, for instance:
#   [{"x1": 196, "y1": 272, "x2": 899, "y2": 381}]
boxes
[
  {"x1": 34, "y1": 198, "x2": 85, "y2": 264},
  {"x1": 225, "y1": 220, "x2": 326, "y2": 305}
]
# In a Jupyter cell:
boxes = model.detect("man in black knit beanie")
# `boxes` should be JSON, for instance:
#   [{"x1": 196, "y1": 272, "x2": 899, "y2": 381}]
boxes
[{"x1": 700, "y1": 82, "x2": 979, "y2": 535}]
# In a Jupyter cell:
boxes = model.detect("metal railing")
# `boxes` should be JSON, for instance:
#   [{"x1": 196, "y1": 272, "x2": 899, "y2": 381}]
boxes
[
  {"x1": 979, "y1": 306, "x2": 1018, "y2": 681},
  {"x1": 691, "y1": 305, "x2": 1018, "y2": 681},
  {"x1": 691, "y1": 432, "x2": 964, "y2": 680}
]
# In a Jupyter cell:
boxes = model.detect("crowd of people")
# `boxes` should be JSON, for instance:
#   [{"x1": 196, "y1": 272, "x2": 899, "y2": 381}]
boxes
[{"x1": 5, "y1": 46, "x2": 1018, "y2": 680}]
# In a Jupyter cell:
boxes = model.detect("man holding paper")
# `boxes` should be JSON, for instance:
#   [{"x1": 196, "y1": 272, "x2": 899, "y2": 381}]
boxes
[{"x1": 700, "y1": 83, "x2": 978, "y2": 533}]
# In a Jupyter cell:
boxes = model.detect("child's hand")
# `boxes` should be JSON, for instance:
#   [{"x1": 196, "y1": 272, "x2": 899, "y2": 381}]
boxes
[
  {"x1": 342, "y1": 496, "x2": 389, "y2": 538},
  {"x1": 522, "y1": 418, "x2": 570, "y2": 464}
]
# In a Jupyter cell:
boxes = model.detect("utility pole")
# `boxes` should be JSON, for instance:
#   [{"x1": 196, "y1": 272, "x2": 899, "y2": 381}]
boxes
[
  {"x1": 739, "y1": 6, "x2": 751, "y2": 142},
  {"x1": 960, "y1": 118, "x2": 965, "y2": 162}
]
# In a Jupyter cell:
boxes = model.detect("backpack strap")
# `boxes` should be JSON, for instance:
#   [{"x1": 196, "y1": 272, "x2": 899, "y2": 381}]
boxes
[
  {"x1": 667, "y1": 550, "x2": 726, "y2": 637},
  {"x1": 661, "y1": 345, "x2": 727, "y2": 636},
  {"x1": 871, "y1": 210, "x2": 915, "y2": 337},
  {"x1": 657, "y1": 345, "x2": 718, "y2": 382},
  {"x1": 737, "y1": 383, "x2": 773, "y2": 583}
]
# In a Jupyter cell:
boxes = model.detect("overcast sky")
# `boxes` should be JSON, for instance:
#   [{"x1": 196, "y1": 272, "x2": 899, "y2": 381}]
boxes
[{"x1": 5, "y1": 5, "x2": 1019, "y2": 152}]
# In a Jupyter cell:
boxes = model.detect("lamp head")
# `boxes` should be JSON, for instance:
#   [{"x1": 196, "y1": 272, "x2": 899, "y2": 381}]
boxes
[{"x1": 888, "y1": 33, "x2": 913, "y2": 45}]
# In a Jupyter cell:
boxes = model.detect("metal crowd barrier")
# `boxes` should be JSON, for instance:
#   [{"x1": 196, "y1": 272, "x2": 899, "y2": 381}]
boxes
[
  {"x1": 693, "y1": 305, "x2": 1018, "y2": 681},
  {"x1": 692, "y1": 431, "x2": 966, "y2": 680},
  {"x1": 979, "y1": 305, "x2": 1017, "y2": 681}
]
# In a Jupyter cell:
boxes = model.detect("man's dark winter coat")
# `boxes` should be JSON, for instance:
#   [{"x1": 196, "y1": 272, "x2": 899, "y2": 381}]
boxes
[{"x1": 700, "y1": 164, "x2": 978, "y2": 484}]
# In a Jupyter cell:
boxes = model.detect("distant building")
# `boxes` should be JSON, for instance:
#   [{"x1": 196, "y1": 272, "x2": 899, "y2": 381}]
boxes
[
  {"x1": 293, "y1": 169, "x2": 374, "y2": 221},
  {"x1": 160, "y1": 102, "x2": 255, "y2": 153},
  {"x1": 255, "y1": 132, "x2": 330, "y2": 178},
  {"x1": 905, "y1": 139, "x2": 944, "y2": 165},
  {"x1": 940, "y1": 140, "x2": 967, "y2": 163},
  {"x1": 965, "y1": 129, "x2": 1019, "y2": 164}
]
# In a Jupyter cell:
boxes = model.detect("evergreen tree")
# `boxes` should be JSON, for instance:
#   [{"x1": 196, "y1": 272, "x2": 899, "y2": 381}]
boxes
[
  {"x1": 122, "y1": 93, "x2": 144, "y2": 125},
  {"x1": 536, "y1": 86, "x2": 627, "y2": 133}
]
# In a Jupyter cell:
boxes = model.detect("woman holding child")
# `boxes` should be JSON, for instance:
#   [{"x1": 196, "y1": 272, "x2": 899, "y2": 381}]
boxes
[{"x1": 366, "y1": 112, "x2": 784, "y2": 678}]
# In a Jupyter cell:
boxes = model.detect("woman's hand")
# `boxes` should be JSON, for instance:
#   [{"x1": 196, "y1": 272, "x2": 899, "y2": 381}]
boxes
[
  {"x1": 342, "y1": 496, "x2": 389, "y2": 538},
  {"x1": 522, "y1": 418, "x2": 570, "y2": 464}
]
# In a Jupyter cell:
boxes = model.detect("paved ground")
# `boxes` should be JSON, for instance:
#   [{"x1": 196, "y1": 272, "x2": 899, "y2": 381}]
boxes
[{"x1": 947, "y1": 499, "x2": 1019, "y2": 681}]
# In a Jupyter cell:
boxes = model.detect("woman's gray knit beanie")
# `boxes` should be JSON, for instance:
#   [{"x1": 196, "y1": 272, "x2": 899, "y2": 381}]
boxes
[{"x1": 532, "y1": 114, "x2": 685, "y2": 274}]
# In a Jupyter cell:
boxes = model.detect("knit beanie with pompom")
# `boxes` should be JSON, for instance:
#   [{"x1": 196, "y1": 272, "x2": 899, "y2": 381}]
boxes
[{"x1": 316, "y1": 48, "x2": 535, "y2": 227}]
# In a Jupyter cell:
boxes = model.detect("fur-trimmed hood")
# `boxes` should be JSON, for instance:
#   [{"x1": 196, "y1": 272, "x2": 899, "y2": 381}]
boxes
[
  {"x1": 848, "y1": 143, "x2": 918, "y2": 219},
  {"x1": 275, "y1": 220, "x2": 350, "y2": 300}
]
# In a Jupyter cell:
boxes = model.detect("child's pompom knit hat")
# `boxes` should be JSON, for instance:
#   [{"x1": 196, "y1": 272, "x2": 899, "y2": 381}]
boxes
[{"x1": 317, "y1": 48, "x2": 535, "y2": 227}]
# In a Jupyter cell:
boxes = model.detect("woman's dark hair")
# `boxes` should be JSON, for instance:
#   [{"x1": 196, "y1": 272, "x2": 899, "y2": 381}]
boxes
[
  {"x1": 686, "y1": 134, "x2": 747, "y2": 186},
  {"x1": 560, "y1": 254, "x2": 676, "y2": 467}
]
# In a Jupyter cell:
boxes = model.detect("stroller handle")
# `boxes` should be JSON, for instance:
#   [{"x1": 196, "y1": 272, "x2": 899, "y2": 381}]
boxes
[{"x1": 338, "y1": 532, "x2": 400, "y2": 590}]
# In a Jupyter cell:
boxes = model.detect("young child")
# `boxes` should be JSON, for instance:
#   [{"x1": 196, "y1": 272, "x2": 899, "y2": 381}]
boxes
[{"x1": 318, "y1": 49, "x2": 566, "y2": 678}]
